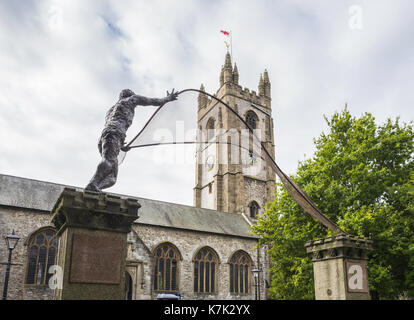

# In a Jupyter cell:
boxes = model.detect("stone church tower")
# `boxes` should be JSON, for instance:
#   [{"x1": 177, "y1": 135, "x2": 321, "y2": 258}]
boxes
[{"x1": 194, "y1": 52, "x2": 276, "y2": 219}]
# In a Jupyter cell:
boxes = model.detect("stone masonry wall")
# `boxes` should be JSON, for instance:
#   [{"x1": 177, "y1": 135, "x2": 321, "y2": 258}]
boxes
[
  {"x1": 0, "y1": 206, "x2": 55, "y2": 300},
  {"x1": 1, "y1": 205, "x2": 266, "y2": 300},
  {"x1": 131, "y1": 223, "x2": 265, "y2": 300}
]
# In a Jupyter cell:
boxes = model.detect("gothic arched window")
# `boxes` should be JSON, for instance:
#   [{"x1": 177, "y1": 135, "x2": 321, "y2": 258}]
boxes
[
  {"x1": 229, "y1": 250, "x2": 252, "y2": 294},
  {"x1": 193, "y1": 247, "x2": 219, "y2": 294},
  {"x1": 25, "y1": 228, "x2": 58, "y2": 285},
  {"x1": 206, "y1": 118, "x2": 215, "y2": 141},
  {"x1": 245, "y1": 111, "x2": 258, "y2": 130},
  {"x1": 248, "y1": 201, "x2": 260, "y2": 218},
  {"x1": 153, "y1": 243, "x2": 180, "y2": 292},
  {"x1": 245, "y1": 111, "x2": 259, "y2": 153}
]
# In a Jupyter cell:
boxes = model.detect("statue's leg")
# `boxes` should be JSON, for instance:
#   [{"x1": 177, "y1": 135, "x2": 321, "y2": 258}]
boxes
[
  {"x1": 85, "y1": 159, "x2": 112, "y2": 191},
  {"x1": 86, "y1": 134, "x2": 120, "y2": 191},
  {"x1": 95, "y1": 134, "x2": 121, "y2": 190},
  {"x1": 100, "y1": 162, "x2": 118, "y2": 189}
]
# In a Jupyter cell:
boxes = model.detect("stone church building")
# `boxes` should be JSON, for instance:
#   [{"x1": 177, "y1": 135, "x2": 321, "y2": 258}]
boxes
[{"x1": 0, "y1": 53, "x2": 276, "y2": 300}]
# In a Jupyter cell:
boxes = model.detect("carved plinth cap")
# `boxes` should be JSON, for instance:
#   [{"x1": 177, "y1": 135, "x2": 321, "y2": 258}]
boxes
[
  {"x1": 51, "y1": 188, "x2": 141, "y2": 235},
  {"x1": 304, "y1": 235, "x2": 373, "y2": 262}
]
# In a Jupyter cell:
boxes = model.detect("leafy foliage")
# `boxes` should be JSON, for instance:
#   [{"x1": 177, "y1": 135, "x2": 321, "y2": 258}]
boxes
[{"x1": 252, "y1": 108, "x2": 414, "y2": 299}]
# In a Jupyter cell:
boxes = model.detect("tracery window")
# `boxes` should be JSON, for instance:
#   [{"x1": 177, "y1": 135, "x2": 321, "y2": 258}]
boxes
[
  {"x1": 193, "y1": 247, "x2": 218, "y2": 294},
  {"x1": 245, "y1": 111, "x2": 258, "y2": 130},
  {"x1": 249, "y1": 201, "x2": 260, "y2": 218},
  {"x1": 245, "y1": 111, "x2": 259, "y2": 153},
  {"x1": 229, "y1": 250, "x2": 252, "y2": 294},
  {"x1": 25, "y1": 228, "x2": 58, "y2": 285},
  {"x1": 153, "y1": 243, "x2": 180, "y2": 292},
  {"x1": 206, "y1": 118, "x2": 215, "y2": 141}
]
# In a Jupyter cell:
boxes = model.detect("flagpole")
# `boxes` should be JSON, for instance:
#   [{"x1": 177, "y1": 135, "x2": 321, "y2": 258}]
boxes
[
  {"x1": 230, "y1": 30, "x2": 233, "y2": 60},
  {"x1": 221, "y1": 29, "x2": 232, "y2": 59}
]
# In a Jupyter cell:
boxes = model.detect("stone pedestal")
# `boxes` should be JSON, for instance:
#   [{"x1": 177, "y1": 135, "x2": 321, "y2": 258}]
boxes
[
  {"x1": 305, "y1": 235, "x2": 373, "y2": 300},
  {"x1": 50, "y1": 188, "x2": 140, "y2": 300}
]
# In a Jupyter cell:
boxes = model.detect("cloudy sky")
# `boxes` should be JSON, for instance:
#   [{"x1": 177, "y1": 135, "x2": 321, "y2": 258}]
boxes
[{"x1": 0, "y1": 0, "x2": 413, "y2": 206}]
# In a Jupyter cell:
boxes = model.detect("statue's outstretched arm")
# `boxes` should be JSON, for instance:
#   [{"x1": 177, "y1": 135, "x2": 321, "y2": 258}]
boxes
[{"x1": 128, "y1": 89, "x2": 178, "y2": 107}]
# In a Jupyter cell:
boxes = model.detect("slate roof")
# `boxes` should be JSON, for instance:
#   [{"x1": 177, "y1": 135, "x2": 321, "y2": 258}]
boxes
[{"x1": 0, "y1": 174, "x2": 257, "y2": 239}]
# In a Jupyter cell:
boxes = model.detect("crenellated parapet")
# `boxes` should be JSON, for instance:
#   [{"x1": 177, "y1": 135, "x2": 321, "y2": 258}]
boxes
[
  {"x1": 198, "y1": 83, "x2": 271, "y2": 121},
  {"x1": 235, "y1": 86, "x2": 270, "y2": 109}
]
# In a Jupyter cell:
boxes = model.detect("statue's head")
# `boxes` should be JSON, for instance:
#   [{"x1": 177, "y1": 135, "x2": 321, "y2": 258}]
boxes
[{"x1": 119, "y1": 89, "x2": 135, "y2": 100}]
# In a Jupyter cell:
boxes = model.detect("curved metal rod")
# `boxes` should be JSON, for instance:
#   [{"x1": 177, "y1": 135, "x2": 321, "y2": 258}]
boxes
[{"x1": 124, "y1": 88, "x2": 348, "y2": 235}]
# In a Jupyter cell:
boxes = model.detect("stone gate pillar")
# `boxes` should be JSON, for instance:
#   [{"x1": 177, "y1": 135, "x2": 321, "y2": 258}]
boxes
[
  {"x1": 305, "y1": 235, "x2": 373, "y2": 300},
  {"x1": 50, "y1": 188, "x2": 140, "y2": 300}
]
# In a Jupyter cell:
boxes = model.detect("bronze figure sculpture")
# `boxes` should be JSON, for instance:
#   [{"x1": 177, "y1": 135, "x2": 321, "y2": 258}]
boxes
[{"x1": 85, "y1": 89, "x2": 178, "y2": 192}]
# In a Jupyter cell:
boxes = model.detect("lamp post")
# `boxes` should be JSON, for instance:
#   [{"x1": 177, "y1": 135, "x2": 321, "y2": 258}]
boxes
[
  {"x1": 252, "y1": 267, "x2": 260, "y2": 300},
  {"x1": 2, "y1": 230, "x2": 20, "y2": 300}
]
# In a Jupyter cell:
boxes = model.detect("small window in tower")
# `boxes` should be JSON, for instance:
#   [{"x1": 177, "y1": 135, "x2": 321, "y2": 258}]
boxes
[
  {"x1": 208, "y1": 183, "x2": 213, "y2": 194},
  {"x1": 248, "y1": 201, "x2": 260, "y2": 218},
  {"x1": 246, "y1": 111, "x2": 259, "y2": 153},
  {"x1": 246, "y1": 111, "x2": 258, "y2": 130},
  {"x1": 206, "y1": 118, "x2": 215, "y2": 141}
]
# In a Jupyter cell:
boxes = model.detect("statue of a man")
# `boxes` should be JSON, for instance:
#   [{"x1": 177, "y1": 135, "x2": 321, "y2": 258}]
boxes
[{"x1": 85, "y1": 88, "x2": 178, "y2": 192}]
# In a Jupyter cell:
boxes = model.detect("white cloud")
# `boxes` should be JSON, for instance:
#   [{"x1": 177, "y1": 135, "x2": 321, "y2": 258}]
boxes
[{"x1": 0, "y1": 0, "x2": 413, "y2": 205}]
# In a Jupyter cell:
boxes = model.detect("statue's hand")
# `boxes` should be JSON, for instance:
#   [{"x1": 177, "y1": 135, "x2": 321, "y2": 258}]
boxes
[
  {"x1": 166, "y1": 89, "x2": 179, "y2": 103},
  {"x1": 121, "y1": 143, "x2": 131, "y2": 152}
]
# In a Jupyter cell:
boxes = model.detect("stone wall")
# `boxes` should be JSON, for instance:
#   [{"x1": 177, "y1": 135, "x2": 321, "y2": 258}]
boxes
[
  {"x1": 0, "y1": 206, "x2": 55, "y2": 300},
  {"x1": 1, "y1": 204, "x2": 266, "y2": 300},
  {"x1": 243, "y1": 176, "x2": 268, "y2": 218},
  {"x1": 131, "y1": 223, "x2": 265, "y2": 300}
]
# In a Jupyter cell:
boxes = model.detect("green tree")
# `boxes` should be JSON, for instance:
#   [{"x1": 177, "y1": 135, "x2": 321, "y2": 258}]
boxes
[{"x1": 252, "y1": 108, "x2": 414, "y2": 299}]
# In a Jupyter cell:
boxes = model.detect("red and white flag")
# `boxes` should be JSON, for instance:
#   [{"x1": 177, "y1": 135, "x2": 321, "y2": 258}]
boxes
[{"x1": 220, "y1": 30, "x2": 230, "y2": 36}]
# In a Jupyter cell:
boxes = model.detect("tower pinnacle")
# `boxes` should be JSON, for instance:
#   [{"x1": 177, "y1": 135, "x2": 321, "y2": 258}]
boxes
[
  {"x1": 233, "y1": 63, "x2": 239, "y2": 85},
  {"x1": 263, "y1": 69, "x2": 269, "y2": 83},
  {"x1": 219, "y1": 66, "x2": 224, "y2": 86},
  {"x1": 224, "y1": 51, "x2": 232, "y2": 69},
  {"x1": 223, "y1": 52, "x2": 233, "y2": 84},
  {"x1": 258, "y1": 74, "x2": 264, "y2": 96},
  {"x1": 263, "y1": 69, "x2": 271, "y2": 97},
  {"x1": 198, "y1": 83, "x2": 208, "y2": 108}
]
